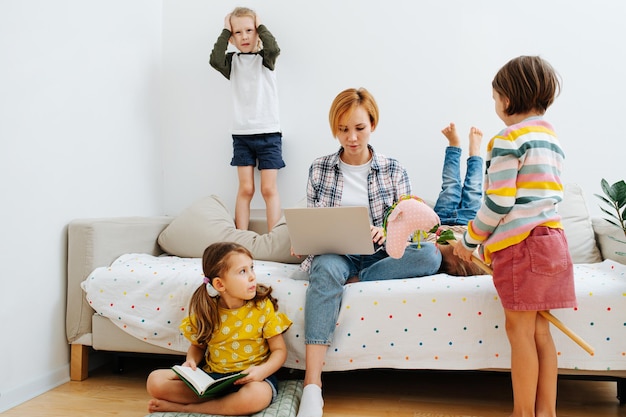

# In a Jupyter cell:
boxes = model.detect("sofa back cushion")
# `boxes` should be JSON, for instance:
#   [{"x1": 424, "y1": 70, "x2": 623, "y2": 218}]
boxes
[
  {"x1": 157, "y1": 195, "x2": 302, "y2": 263},
  {"x1": 560, "y1": 183, "x2": 603, "y2": 264},
  {"x1": 158, "y1": 184, "x2": 600, "y2": 266},
  {"x1": 592, "y1": 217, "x2": 626, "y2": 263}
]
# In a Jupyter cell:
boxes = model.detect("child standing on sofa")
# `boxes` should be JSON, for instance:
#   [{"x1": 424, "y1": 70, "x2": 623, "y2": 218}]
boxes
[
  {"x1": 210, "y1": 7, "x2": 284, "y2": 232},
  {"x1": 454, "y1": 55, "x2": 576, "y2": 417},
  {"x1": 146, "y1": 242, "x2": 292, "y2": 415}
]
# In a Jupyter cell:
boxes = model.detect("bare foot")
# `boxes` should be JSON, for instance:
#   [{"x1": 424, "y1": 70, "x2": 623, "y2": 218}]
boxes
[
  {"x1": 148, "y1": 398, "x2": 185, "y2": 413},
  {"x1": 441, "y1": 122, "x2": 461, "y2": 147},
  {"x1": 468, "y1": 126, "x2": 483, "y2": 156}
]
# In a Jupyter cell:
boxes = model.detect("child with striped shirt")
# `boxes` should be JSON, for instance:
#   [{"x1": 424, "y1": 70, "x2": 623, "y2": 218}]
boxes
[{"x1": 453, "y1": 56, "x2": 576, "y2": 417}]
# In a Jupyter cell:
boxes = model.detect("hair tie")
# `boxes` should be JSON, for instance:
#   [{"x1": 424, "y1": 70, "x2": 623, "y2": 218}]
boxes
[{"x1": 203, "y1": 277, "x2": 219, "y2": 298}]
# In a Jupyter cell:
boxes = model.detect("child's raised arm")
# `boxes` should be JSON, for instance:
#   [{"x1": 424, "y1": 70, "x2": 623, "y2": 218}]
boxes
[{"x1": 223, "y1": 13, "x2": 232, "y2": 32}]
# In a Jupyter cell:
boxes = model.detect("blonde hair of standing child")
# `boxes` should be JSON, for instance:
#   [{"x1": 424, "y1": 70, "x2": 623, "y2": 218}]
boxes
[{"x1": 228, "y1": 7, "x2": 262, "y2": 51}]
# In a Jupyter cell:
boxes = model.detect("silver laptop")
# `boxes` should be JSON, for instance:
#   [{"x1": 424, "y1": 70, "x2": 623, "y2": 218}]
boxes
[{"x1": 284, "y1": 206, "x2": 376, "y2": 256}]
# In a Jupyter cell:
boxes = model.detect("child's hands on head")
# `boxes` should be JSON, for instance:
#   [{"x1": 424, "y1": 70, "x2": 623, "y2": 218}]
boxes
[
  {"x1": 223, "y1": 13, "x2": 232, "y2": 31},
  {"x1": 255, "y1": 14, "x2": 262, "y2": 27}
]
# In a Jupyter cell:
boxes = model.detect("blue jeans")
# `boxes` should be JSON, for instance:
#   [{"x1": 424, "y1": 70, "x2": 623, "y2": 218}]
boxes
[
  {"x1": 304, "y1": 243, "x2": 441, "y2": 345},
  {"x1": 231, "y1": 132, "x2": 285, "y2": 170},
  {"x1": 432, "y1": 146, "x2": 483, "y2": 225}
]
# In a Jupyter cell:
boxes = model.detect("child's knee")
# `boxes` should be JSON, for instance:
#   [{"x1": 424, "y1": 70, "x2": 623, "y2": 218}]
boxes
[
  {"x1": 260, "y1": 182, "x2": 278, "y2": 200},
  {"x1": 238, "y1": 382, "x2": 272, "y2": 413},
  {"x1": 145, "y1": 371, "x2": 162, "y2": 396}
]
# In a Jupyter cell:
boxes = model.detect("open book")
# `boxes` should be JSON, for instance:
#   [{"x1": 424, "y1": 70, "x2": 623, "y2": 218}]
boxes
[{"x1": 172, "y1": 365, "x2": 244, "y2": 398}]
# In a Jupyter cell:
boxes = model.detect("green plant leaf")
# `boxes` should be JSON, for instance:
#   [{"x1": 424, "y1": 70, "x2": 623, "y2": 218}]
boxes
[
  {"x1": 594, "y1": 193, "x2": 611, "y2": 206},
  {"x1": 599, "y1": 207, "x2": 620, "y2": 223},
  {"x1": 601, "y1": 178, "x2": 611, "y2": 197},
  {"x1": 596, "y1": 178, "x2": 626, "y2": 236},
  {"x1": 614, "y1": 180, "x2": 626, "y2": 207}
]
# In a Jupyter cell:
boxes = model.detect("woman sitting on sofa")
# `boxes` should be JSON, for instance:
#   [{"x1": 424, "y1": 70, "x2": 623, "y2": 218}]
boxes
[{"x1": 294, "y1": 87, "x2": 442, "y2": 417}]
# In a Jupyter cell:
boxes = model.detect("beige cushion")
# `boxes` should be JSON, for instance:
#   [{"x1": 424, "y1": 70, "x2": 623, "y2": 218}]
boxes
[
  {"x1": 157, "y1": 195, "x2": 302, "y2": 263},
  {"x1": 592, "y1": 217, "x2": 626, "y2": 264},
  {"x1": 559, "y1": 184, "x2": 603, "y2": 264}
]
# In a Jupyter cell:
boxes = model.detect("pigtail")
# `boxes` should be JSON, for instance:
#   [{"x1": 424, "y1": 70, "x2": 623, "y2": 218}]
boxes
[
  {"x1": 187, "y1": 282, "x2": 221, "y2": 346},
  {"x1": 254, "y1": 283, "x2": 278, "y2": 310}
]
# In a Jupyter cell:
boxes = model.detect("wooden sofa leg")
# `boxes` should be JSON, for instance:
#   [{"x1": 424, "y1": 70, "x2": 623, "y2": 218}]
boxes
[{"x1": 70, "y1": 344, "x2": 89, "y2": 381}]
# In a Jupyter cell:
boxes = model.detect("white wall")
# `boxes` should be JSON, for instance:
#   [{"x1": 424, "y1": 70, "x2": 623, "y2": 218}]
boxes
[
  {"x1": 0, "y1": 1, "x2": 162, "y2": 412},
  {"x1": 161, "y1": 0, "x2": 625, "y2": 218}
]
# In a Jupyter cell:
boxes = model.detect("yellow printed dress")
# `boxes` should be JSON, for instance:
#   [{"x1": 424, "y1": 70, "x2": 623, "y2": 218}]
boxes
[{"x1": 180, "y1": 299, "x2": 292, "y2": 374}]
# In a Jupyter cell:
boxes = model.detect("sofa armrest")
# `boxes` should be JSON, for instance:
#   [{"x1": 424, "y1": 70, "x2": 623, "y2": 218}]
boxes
[{"x1": 66, "y1": 216, "x2": 172, "y2": 344}]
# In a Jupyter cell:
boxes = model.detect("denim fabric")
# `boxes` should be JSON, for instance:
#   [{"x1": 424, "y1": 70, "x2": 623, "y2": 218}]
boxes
[
  {"x1": 230, "y1": 132, "x2": 285, "y2": 170},
  {"x1": 304, "y1": 243, "x2": 441, "y2": 344},
  {"x1": 433, "y1": 146, "x2": 483, "y2": 225}
]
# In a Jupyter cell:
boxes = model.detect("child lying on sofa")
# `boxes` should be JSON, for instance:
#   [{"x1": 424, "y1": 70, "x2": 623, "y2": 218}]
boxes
[
  {"x1": 433, "y1": 122, "x2": 486, "y2": 276},
  {"x1": 385, "y1": 122, "x2": 485, "y2": 276}
]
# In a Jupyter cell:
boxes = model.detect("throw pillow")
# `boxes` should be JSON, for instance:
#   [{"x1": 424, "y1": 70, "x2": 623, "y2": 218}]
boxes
[
  {"x1": 559, "y1": 184, "x2": 603, "y2": 264},
  {"x1": 592, "y1": 217, "x2": 626, "y2": 264},
  {"x1": 158, "y1": 195, "x2": 302, "y2": 264}
]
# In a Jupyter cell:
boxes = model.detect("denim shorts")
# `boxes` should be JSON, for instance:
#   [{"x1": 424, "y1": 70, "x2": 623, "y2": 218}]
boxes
[
  {"x1": 231, "y1": 132, "x2": 285, "y2": 170},
  {"x1": 207, "y1": 371, "x2": 279, "y2": 402},
  {"x1": 491, "y1": 226, "x2": 576, "y2": 311}
]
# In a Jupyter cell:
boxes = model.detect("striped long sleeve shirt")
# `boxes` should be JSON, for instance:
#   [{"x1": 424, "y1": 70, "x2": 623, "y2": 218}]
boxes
[{"x1": 461, "y1": 117, "x2": 566, "y2": 263}]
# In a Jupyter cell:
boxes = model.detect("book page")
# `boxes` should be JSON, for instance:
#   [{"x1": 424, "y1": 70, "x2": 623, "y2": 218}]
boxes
[{"x1": 172, "y1": 365, "x2": 215, "y2": 393}]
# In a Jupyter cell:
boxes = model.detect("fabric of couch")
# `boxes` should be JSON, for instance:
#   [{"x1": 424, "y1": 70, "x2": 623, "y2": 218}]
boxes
[{"x1": 66, "y1": 184, "x2": 625, "y2": 404}]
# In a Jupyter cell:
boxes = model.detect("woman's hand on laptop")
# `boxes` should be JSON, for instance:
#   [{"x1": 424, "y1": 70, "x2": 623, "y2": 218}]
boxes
[{"x1": 370, "y1": 225, "x2": 386, "y2": 245}]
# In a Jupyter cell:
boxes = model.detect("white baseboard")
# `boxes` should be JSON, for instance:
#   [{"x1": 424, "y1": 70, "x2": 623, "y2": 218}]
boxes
[{"x1": 0, "y1": 364, "x2": 69, "y2": 413}]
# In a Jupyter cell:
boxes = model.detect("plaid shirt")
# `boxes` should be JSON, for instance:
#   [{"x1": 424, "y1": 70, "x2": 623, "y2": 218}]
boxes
[{"x1": 300, "y1": 145, "x2": 411, "y2": 271}]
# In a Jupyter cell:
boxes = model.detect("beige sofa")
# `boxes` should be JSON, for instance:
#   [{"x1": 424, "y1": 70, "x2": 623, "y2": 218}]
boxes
[{"x1": 66, "y1": 185, "x2": 626, "y2": 404}]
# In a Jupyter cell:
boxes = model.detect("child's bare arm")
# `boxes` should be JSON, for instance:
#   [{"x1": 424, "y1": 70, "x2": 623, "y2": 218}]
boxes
[
  {"x1": 236, "y1": 334, "x2": 287, "y2": 384},
  {"x1": 181, "y1": 344, "x2": 206, "y2": 370}
]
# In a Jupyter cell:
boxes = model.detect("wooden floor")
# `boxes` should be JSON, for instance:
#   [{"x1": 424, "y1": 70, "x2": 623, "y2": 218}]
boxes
[{"x1": 3, "y1": 355, "x2": 624, "y2": 417}]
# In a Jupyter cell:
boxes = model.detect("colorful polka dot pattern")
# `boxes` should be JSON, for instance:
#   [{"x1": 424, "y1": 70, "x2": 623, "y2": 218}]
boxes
[{"x1": 82, "y1": 255, "x2": 626, "y2": 372}]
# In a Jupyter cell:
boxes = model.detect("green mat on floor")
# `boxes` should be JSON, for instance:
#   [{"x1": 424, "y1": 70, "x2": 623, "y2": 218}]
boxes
[{"x1": 145, "y1": 379, "x2": 303, "y2": 417}]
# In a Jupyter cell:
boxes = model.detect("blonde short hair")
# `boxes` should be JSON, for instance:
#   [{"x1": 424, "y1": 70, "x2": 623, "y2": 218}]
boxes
[{"x1": 328, "y1": 88, "x2": 379, "y2": 137}]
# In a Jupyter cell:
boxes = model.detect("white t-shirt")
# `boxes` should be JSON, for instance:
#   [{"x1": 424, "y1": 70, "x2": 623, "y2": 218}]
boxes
[
  {"x1": 230, "y1": 54, "x2": 281, "y2": 135},
  {"x1": 339, "y1": 157, "x2": 372, "y2": 221}
]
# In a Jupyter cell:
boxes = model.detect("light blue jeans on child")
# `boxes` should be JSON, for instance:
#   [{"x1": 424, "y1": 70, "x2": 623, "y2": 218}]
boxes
[
  {"x1": 304, "y1": 243, "x2": 441, "y2": 345},
  {"x1": 433, "y1": 146, "x2": 483, "y2": 226}
]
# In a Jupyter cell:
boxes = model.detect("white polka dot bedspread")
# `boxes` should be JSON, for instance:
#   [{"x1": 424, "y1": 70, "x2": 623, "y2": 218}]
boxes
[{"x1": 81, "y1": 254, "x2": 626, "y2": 372}]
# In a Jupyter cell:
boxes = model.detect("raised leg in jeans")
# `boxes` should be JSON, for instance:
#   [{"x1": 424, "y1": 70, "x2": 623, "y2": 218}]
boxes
[{"x1": 433, "y1": 146, "x2": 462, "y2": 224}]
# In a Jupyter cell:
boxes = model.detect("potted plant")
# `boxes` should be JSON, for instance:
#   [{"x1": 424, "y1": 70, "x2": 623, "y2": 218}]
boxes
[{"x1": 594, "y1": 178, "x2": 626, "y2": 260}]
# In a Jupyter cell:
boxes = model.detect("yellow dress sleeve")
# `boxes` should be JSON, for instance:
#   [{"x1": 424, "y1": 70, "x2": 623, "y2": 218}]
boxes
[
  {"x1": 262, "y1": 300, "x2": 293, "y2": 339},
  {"x1": 179, "y1": 315, "x2": 202, "y2": 345}
]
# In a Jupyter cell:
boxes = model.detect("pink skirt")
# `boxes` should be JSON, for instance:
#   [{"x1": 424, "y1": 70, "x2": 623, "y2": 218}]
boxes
[{"x1": 491, "y1": 226, "x2": 577, "y2": 311}]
